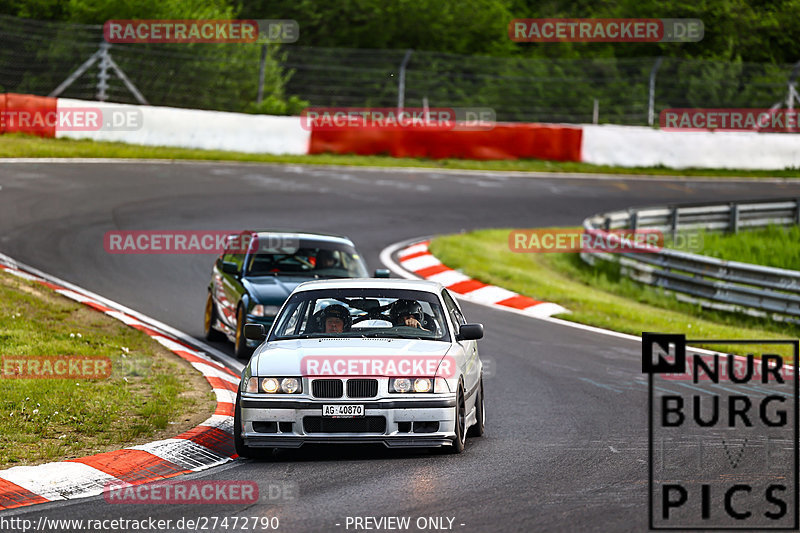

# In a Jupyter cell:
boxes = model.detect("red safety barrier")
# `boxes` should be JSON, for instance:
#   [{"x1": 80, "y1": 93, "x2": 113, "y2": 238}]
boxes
[
  {"x1": 1, "y1": 93, "x2": 58, "y2": 137},
  {"x1": 309, "y1": 123, "x2": 583, "y2": 162}
]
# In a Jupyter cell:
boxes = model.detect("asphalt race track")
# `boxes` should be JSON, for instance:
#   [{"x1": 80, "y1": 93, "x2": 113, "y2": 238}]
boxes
[{"x1": 1, "y1": 162, "x2": 800, "y2": 532}]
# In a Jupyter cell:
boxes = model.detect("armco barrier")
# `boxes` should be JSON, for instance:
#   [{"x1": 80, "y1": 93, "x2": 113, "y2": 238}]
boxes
[
  {"x1": 55, "y1": 98, "x2": 310, "y2": 155},
  {"x1": 581, "y1": 124, "x2": 800, "y2": 170},
  {"x1": 309, "y1": 123, "x2": 583, "y2": 161},
  {"x1": 1, "y1": 93, "x2": 57, "y2": 137},
  {"x1": 581, "y1": 198, "x2": 800, "y2": 323},
  {"x1": 5, "y1": 93, "x2": 800, "y2": 169}
]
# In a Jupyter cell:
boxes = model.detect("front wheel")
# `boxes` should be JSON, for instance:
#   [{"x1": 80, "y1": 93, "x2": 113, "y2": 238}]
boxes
[
  {"x1": 445, "y1": 386, "x2": 466, "y2": 454},
  {"x1": 234, "y1": 391, "x2": 274, "y2": 460},
  {"x1": 203, "y1": 293, "x2": 226, "y2": 342},
  {"x1": 233, "y1": 391, "x2": 253, "y2": 458},
  {"x1": 234, "y1": 306, "x2": 253, "y2": 360},
  {"x1": 467, "y1": 376, "x2": 485, "y2": 438}
]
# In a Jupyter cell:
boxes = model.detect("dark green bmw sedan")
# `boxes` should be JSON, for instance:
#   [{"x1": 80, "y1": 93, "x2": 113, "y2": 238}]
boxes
[{"x1": 204, "y1": 231, "x2": 388, "y2": 358}]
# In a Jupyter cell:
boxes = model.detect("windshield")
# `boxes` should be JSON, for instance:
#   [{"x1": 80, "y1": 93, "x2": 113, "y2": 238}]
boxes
[
  {"x1": 269, "y1": 288, "x2": 450, "y2": 342},
  {"x1": 245, "y1": 243, "x2": 368, "y2": 278}
]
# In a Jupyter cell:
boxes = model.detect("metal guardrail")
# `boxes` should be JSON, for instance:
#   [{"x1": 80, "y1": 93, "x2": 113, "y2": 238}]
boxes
[{"x1": 581, "y1": 198, "x2": 800, "y2": 323}]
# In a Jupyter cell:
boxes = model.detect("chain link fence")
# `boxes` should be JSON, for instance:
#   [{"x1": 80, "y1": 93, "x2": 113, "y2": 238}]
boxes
[{"x1": 1, "y1": 14, "x2": 797, "y2": 125}]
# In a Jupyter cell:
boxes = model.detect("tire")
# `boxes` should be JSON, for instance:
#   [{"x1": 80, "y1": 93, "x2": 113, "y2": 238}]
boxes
[
  {"x1": 234, "y1": 391, "x2": 274, "y2": 460},
  {"x1": 234, "y1": 305, "x2": 254, "y2": 360},
  {"x1": 203, "y1": 293, "x2": 227, "y2": 342},
  {"x1": 446, "y1": 386, "x2": 466, "y2": 454},
  {"x1": 467, "y1": 376, "x2": 485, "y2": 438},
  {"x1": 233, "y1": 391, "x2": 253, "y2": 458}
]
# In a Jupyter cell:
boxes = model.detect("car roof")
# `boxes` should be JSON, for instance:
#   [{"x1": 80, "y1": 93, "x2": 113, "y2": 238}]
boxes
[
  {"x1": 244, "y1": 231, "x2": 355, "y2": 246},
  {"x1": 293, "y1": 278, "x2": 445, "y2": 294}
]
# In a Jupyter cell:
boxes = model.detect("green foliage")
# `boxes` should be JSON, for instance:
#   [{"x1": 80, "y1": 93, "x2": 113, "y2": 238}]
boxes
[
  {"x1": 2, "y1": 1, "x2": 799, "y2": 119},
  {"x1": 245, "y1": 94, "x2": 309, "y2": 115},
  {"x1": 3, "y1": 0, "x2": 800, "y2": 64},
  {"x1": 696, "y1": 225, "x2": 800, "y2": 271},
  {"x1": 428, "y1": 229, "x2": 800, "y2": 352},
  {"x1": 0, "y1": 271, "x2": 212, "y2": 466}
]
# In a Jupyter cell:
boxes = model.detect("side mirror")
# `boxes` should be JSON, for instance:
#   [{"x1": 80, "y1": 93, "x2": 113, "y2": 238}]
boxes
[
  {"x1": 373, "y1": 269, "x2": 390, "y2": 278},
  {"x1": 221, "y1": 261, "x2": 239, "y2": 275},
  {"x1": 456, "y1": 323, "x2": 484, "y2": 341},
  {"x1": 244, "y1": 323, "x2": 266, "y2": 341}
]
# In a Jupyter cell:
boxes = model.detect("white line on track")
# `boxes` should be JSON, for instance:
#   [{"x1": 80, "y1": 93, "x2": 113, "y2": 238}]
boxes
[{"x1": 0, "y1": 158, "x2": 794, "y2": 183}]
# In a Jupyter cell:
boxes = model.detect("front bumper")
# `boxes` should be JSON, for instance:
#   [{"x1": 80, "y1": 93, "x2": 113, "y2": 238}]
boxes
[{"x1": 240, "y1": 395, "x2": 458, "y2": 449}]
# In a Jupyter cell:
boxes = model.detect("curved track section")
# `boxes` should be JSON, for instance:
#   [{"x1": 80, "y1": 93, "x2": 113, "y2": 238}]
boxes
[{"x1": 1, "y1": 162, "x2": 799, "y2": 531}]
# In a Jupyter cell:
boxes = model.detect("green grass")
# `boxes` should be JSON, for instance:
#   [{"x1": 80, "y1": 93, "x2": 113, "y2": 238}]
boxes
[
  {"x1": 1, "y1": 133, "x2": 799, "y2": 178},
  {"x1": 692, "y1": 225, "x2": 800, "y2": 271},
  {"x1": 0, "y1": 270, "x2": 215, "y2": 466},
  {"x1": 429, "y1": 229, "x2": 799, "y2": 357}
]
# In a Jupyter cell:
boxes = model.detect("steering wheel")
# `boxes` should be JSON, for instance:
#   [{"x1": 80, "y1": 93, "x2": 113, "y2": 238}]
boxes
[{"x1": 351, "y1": 308, "x2": 392, "y2": 325}]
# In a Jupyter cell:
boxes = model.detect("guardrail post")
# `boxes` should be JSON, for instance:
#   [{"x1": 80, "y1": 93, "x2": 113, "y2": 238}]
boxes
[
  {"x1": 629, "y1": 210, "x2": 638, "y2": 232},
  {"x1": 795, "y1": 199, "x2": 800, "y2": 225},
  {"x1": 670, "y1": 206, "x2": 679, "y2": 241},
  {"x1": 729, "y1": 203, "x2": 739, "y2": 233}
]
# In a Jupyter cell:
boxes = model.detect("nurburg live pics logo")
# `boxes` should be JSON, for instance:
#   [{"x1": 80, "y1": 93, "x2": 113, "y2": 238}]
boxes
[{"x1": 643, "y1": 333, "x2": 799, "y2": 530}]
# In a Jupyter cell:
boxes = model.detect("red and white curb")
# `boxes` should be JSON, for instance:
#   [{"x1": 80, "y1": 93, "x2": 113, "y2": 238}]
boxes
[
  {"x1": 0, "y1": 258, "x2": 241, "y2": 511},
  {"x1": 387, "y1": 240, "x2": 567, "y2": 318}
]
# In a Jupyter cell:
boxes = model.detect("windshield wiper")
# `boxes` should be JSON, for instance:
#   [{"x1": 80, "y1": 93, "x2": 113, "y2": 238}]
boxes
[{"x1": 357, "y1": 332, "x2": 432, "y2": 340}]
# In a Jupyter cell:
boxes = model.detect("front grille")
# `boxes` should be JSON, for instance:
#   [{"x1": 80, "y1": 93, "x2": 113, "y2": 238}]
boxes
[
  {"x1": 312, "y1": 379, "x2": 343, "y2": 398},
  {"x1": 346, "y1": 378, "x2": 378, "y2": 398},
  {"x1": 303, "y1": 416, "x2": 386, "y2": 433}
]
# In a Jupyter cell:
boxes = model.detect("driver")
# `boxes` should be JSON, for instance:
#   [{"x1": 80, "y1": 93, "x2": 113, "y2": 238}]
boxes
[
  {"x1": 315, "y1": 249, "x2": 339, "y2": 270},
  {"x1": 322, "y1": 303, "x2": 352, "y2": 333},
  {"x1": 389, "y1": 299, "x2": 428, "y2": 330}
]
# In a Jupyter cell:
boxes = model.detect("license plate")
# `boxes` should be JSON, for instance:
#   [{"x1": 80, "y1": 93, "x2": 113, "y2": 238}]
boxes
[{"x1": 322, "y1": 404, "x2": 364, "y2": 418}]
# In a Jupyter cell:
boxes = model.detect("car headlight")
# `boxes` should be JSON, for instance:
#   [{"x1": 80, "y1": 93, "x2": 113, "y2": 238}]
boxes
[
  {"x1": 414, "y1": 378, "x2": 432, "y2": 393},
  {"x1": 389, "y1": 377, "x2": 433, "y2": 393},
  {"x1": 249, "y1": 376, "x2": 303, "y2": 394},
  {"x1": 281, "y1": 377, "x2": 300, "y2": 393},
  {"x1": 391, "y1": 378, "x2": 412, "y2": 393},
  {"x1": 261, "y1": 377, "x2": 280, "y2": 393},
  {"x1": 251, "y1": 304, "x2": 280, "y2": 317}
]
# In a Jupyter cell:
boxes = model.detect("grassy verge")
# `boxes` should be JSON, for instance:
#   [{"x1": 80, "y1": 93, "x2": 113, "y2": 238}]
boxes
[
  {"x1": 1, "y1": 133, "x2": 798, "y2": 178},
  {"x1": 429, "y1": 229, "x2": 799, "y2": 357},
  {"x1": 0, "y1": 270, "x2": 216, "y2": 466},
  {"x1": 694, "y1": 225, "x2": 800, "y2": 270}
]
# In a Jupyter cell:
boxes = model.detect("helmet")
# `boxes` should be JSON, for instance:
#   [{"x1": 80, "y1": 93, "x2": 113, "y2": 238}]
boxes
[
  {"x1": 390, "y1": 299, "x2": 424, "y2": 325},
  {"x1": 322, "y1": 303, "x2": 351, "y2": 331},
  {"x1": 315, "y1": 249, "x2": 339, "y2": 268}
]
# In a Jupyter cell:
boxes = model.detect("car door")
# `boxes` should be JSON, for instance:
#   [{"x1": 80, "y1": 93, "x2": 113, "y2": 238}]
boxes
[
  {"x1": 218, "y1": 237, "x2": 247, "y2": 329},
  {"x1": 442, "y1": 289, "x2": 480, "y2": 397}
]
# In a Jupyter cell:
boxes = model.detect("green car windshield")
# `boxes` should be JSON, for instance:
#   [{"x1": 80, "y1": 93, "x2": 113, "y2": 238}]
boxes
[{"x1": 245, "y1": 245, "x2": 368, "y2": 278}]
